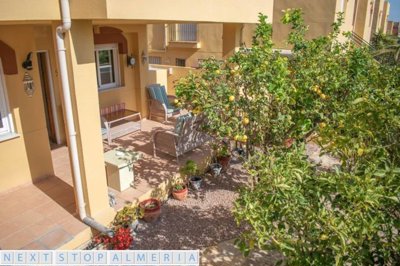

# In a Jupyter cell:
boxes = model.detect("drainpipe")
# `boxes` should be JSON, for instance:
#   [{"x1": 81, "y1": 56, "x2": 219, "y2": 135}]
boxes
[{"x1": 56, "y1": 0, "x2": 113, "y2": 237}]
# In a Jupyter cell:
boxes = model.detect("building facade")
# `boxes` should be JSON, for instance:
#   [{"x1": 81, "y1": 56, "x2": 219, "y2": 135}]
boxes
[{"x1": 0, "y1": 0, "x2": 273, "y2": 249}]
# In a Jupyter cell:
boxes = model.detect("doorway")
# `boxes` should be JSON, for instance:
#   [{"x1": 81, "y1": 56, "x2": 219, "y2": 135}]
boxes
[{"x1": 37, "y1": 51, "x2": 61, "y2": 147}]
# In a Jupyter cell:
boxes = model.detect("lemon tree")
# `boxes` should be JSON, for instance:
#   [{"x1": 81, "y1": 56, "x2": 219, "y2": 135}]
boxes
[{"x1": 176, "y1": 9, "x2": 400, "y2": 265}]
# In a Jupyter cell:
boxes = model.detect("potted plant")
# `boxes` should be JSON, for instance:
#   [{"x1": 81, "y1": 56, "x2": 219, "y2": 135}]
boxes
[
  {"x1": 139, "y1": 198, "x2": 161, "y2": 223},
  {"x1": 113, "y1": 204, "x2": 144, "y2": 232},
  {"x1": 209, "y1": 162, "x2": 222, "y2": 177},
  {"x1": 180, "y1": 160, "x2": 203, "y2": 190},
  {"x1": 216, "y1": 143, "x2": 231, "y2": 171},
  {"x1": 93, "y1": 227, "x2": 133, "y2": 250},
  {"x1": 172, "y1": 183, "x2": 188, "y2": 201}
]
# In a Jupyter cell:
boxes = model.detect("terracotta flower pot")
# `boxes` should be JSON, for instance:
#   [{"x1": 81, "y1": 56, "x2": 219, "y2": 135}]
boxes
[
  {"x1": 172, "y1": 185, "x2": 188, "y2": 201},
  {"x1": 139, "y1": 198, "x2": 161, "y2": 223},
  {"x1": 217, "y1": 155, "x2": 231, "y2": 171},
  {"x1": 284, "y1": 138, "x2": 295, "y2": 148}
]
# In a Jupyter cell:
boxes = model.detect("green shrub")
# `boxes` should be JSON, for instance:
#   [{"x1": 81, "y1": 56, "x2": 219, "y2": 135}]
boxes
[{"x1": 176, "y1": 9, "x2": 400, "y2": 265}]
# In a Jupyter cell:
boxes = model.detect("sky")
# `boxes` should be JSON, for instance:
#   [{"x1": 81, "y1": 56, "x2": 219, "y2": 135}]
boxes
[{"x1": 388, "y1": 0, "x2": 400, "y2": 21}]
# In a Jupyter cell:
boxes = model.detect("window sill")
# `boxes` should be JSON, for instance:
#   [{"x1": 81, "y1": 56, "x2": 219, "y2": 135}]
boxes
[
  {"x1": 168, "y1": 41, "x2": 201, "y2": 49},
  {"x1": 0, "y1": 132, "x2": 20, "y2": 143},
  {"x1": 98, "y1": 86, "x2": 125, "y2": 94}
]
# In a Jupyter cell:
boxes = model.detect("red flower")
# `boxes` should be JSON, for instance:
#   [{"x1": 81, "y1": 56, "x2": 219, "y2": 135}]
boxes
[{"x1": 92, "y1": 227, "x2": 133, "y2": 250}]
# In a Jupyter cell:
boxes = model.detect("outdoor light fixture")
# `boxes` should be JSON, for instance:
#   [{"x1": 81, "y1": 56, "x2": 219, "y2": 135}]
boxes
[
  {"x1": 141, "y1": 51, "x2": 147, "y2": 64},
  {"x1": 23, "y1": 72, "x2": 35, "y2": 97},
  {"x1": 22, "y1": 52, "x2": 33, "y2": 70},
  {"x1": 127, "y1": 54, "x2": 136, "y2": 67}
]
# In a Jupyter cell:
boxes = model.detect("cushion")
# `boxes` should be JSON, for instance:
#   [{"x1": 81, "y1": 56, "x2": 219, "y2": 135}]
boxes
[
  {"x1": 147, "y1": 84, "x2": 159, "y2": 101},
  {"x1": 174, "y1": 113, "x2": 192, "y2": 135},
  {"x1": 147, "y1": 84, "x2": 175, "y2": 109},
  {"x1": 167, "y1": 108, "x2": 181, "y2": 114},
  {"x1": 159, "y1": 85, "x2": 171, "y2": 108}
]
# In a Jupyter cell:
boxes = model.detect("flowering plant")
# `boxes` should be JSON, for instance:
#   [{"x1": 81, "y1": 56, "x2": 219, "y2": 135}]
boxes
[{"x1": 93, "y1": 227, "x2": 133, "y2": 250}]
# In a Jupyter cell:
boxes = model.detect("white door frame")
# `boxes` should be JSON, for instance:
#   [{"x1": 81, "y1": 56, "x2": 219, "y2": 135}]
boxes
[{"x1": 37, "y1": 50, "x2": 61, "y2": 144}]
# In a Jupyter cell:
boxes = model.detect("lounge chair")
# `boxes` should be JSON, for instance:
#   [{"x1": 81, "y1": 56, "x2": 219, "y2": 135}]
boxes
[
  {"x1": 146, "y1": 84, "x2": 181, "y2": 122},
  {"x1": 152, "y1": 114, "x2": 210, "y2": 162}
]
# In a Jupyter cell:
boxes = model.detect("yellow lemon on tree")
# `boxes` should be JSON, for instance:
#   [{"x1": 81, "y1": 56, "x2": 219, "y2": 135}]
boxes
[
  {"x1": 357, "y1": 148, "x2": 364, "y2": 156},
  {"x1": 320, "y1": 234, "x2": 329, "y2": 241},
  {"x1": 243, "y1": 117, "x2": 250, "y2": 125},
  {"x1": 242, "y1": 135, "x2": 248, "y2": 142},
  {"x1": 215, "y1": 69, "x2": 221, "y2": 75},
  {"x1": 320, "y1": 94, "x2": 327, "y2": 100},
  {"x1": 319, "y1": 122, "x2": 327, "y2": 129},
  {"x1": 234, "y1": 135, "x2": 240, "y2": 141},
  {"x1": 249, "y1": 239, "x2": 255, "y2": 249},
  {"x1": 229, "y1": 95, "x2": 235, "y2": 102},
  {"x1": 174, "y1": 99, "x2": 179, "y2": 104}
]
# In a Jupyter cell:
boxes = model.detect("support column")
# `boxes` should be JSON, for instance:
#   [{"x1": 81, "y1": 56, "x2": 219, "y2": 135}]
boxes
[{"x1": 64, "y1": 20, "x2": 114, "y2": 221}]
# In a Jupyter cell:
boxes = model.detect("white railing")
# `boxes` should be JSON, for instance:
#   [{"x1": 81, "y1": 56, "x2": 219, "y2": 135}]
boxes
[{"x1": 169, "y1": 24, "x2": 197, "y2": 42}]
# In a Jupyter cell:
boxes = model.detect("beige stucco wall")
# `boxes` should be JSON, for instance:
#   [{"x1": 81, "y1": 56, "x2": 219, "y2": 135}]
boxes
[
  {"x1": 148, "y1": 24, "x2": 166, "y2": 51},
  {"x1": 381, "y1": 1, "x2": 390, "y2": 34},
  {"x1": 386, "y1": 20, "x2": 394, "y2": 35},
  {"x1": 241, "y1": 24, "x2": 257, "y2": 47},
  {"x1": 148, "y1": 23, "x2": 223, "y2": 68},
  {"x1": 147, "y1": 68, "x2": 169, "y2": 91},
  {"x1": 65, "y1": 20, "x2": 113, "y2": 218},
  {"x1": 149, "y1": 22, "x2": 257, "y2": 68},
  {"x1": 0, "y1": 0, "x2": 60, "y2": 22},
  {"x1": 371, "y1": 0, "x2": 385, "y2": 33},
  {"x1": 0, "y1": 25, "x2": 55, "y2": 191},
  {"x1": 354, "y1": 0, "x2": 375, "y2": 41},
  {"x1": 148, "y1": 64, "x2": 200, "y2": 95},
  {"x1": 0, "y1": 0, "x2": 273, "y2": 24},
  {"x1": 98, "y1": 32, "x2": 141, "y2": 112},
  {"x1": 106, "y1": 0, "x2": 273, "y2": 23},
  {"x1": 97, "y1": 24, "x2": 149, "y2": 117},
  {"x1": 272, "y1": 0, "x2": 338, "y2": 48}
]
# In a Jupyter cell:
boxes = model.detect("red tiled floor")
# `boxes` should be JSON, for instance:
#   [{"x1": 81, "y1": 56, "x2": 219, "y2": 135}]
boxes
[
  {"x1": 37, "y1": 227, "x2": 73, "y2": 249},
  {"x1": 0, "y1": 162, "x2": 87, "y2": 250},
  {"x1": 0, "y1": 119, "x2": 210, "y2": 250},
  {"x1": 103, "y1": 119, "x2": 212, "y2": 208}
]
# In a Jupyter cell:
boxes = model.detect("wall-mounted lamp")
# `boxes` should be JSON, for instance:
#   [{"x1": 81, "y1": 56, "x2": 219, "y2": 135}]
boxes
[
  {"x1": 141, "y1": 51, "x2": 147, "y2": 65},
  {"x1": 22, "y1": 52, "x2": 33, "y2": 70},
  {"x1": 23, "y1": 72, "x2": 35, "y2": 97},
  {"x1": 127, "y1": 54, "x2": 136, "y2": 67}
]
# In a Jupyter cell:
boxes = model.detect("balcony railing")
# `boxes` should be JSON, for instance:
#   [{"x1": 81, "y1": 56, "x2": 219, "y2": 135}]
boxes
[
  {"x1": 351, "y1": 31, "x2": 371, "y2": 48},
  {"x1": 169, "y1": 24, "x2": 198, "y2": 42}
]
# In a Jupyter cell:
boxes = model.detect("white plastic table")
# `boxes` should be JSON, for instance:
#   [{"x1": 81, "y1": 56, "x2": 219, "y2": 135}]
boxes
[{"x1": 104, "y1": 149, "x2": 141, "y2": 191}]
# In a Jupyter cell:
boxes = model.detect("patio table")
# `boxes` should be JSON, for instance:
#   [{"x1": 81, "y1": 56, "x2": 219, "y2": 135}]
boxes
[
  {"x1": 102, "y1": 109, "x2": 141, "y2": 145},
  {"x1": 104, "y1": 148, "x2": 141, "y2": 192}
]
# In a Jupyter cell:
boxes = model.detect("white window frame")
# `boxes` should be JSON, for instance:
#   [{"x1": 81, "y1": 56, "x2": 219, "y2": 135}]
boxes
[
  {"x1": 0, "y1": 58, "x2": 15, "y2": 137},
  {"x1": 94, "y1": 44, "x2": 121, "y2": 91}
]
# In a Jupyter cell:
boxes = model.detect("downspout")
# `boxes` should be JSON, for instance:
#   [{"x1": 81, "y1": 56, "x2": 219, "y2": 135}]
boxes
[
  {"x1": 56, "y1": 0, "x2": 113, "y2": 237},
  {"x1": 341, "y1": 0, "x2": 345, "y2": 12}
]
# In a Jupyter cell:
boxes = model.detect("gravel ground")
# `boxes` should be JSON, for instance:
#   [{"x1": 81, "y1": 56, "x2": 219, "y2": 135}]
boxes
[{"x1": 132, "y1": 162, "x2": 249, "y2": 250}]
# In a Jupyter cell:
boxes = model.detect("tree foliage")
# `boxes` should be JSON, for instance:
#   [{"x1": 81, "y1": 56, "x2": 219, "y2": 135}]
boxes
[
  {"x1": 176, "y1": 9, "x2": 400, "y2": 265},
  {"x1": 371, "y1": 31, "x2": 400, "y2": 65}
]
